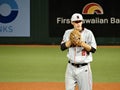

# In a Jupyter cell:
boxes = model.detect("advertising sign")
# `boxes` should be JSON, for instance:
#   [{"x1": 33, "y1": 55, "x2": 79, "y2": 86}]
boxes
[
  {"x1": 49, "y1": 0, "x2": 120, "y2": 38},
  {"x1": 0, "y1": 0, "x2": 30, "y2": 37}
]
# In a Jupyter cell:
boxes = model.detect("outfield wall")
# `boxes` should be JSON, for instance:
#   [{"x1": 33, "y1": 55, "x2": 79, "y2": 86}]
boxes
[{"x1": 0, "y1": 0, "x2": 120, "y2": 45}]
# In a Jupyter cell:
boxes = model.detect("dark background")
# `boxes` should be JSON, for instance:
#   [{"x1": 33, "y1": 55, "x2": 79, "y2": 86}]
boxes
[
  {"x1": 49, "y1": 0, "x2": 120, "y2": 38},
  {"x1": 0, "y1": 0, "x2": 120, "y2": 45}
]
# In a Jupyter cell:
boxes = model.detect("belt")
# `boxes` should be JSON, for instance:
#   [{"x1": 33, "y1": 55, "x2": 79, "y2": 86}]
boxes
[{"x1": 68, "y1": 61, "x2": 88, "y2": 68}]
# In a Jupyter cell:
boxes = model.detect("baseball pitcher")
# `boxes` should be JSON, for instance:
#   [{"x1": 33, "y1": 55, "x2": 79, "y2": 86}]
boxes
[{"x1": 60, "y1": 13, "x2": 97, "y2": 90}]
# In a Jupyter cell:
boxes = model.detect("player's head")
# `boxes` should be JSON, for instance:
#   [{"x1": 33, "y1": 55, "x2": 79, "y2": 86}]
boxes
[
  {"x1": 71, "y1": 13, "x2": 84, "y2": 31},
  {"x1": 71, "y1": 13, "x2": 84, "y2": 22}
]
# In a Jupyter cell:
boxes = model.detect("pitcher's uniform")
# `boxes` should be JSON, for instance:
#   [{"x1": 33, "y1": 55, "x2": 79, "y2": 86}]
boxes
[{"x1": 61, "y1": 28, "x2": 97, "y2": 90}]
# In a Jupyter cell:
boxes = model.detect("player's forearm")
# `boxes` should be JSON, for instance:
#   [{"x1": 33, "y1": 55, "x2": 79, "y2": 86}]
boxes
[
  {"x1": 80, "y1": 41, "x2": 96, "y2": 53},
  {"x1": 81, "y1": 41, "x2": 91, "y2": 51},
  {"x1": 65, "y1": 40, "x2": 72, "y2": 48},
  {"x1": 60, "y1": 40, "x2": 72, "y2": 51}
]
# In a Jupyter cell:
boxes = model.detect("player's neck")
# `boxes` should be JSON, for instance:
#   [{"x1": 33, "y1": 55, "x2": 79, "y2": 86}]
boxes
[{"x1": 75, "y1": 27, "x2": 83, "y2": 32}]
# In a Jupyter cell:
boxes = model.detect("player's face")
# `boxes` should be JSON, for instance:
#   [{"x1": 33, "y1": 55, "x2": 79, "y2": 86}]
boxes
[{"x1": 72, "y1": 20, "x2": 83, "y2": 31}]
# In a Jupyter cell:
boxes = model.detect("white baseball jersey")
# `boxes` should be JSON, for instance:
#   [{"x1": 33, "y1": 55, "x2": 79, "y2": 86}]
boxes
[{"x1": 61, "y1": 28, "x2": 97, "y2": 64}]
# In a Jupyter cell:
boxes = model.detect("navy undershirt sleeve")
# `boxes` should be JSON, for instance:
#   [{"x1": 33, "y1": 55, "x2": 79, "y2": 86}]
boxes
[{"x1": 60, "y1": 43, "x2": 68, "y2": 51}]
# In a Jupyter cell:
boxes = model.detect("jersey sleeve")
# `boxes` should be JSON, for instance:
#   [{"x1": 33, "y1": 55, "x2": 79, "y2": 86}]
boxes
[
  {"x1": 61, "y1": 30, "x2": 69, "y2": 44},
  {"x1": 60, "y1": 30, "x2": 69, "y2": 51},
  {"x1": 87, "y1": 31, "x2": 97, "y2": 49}
]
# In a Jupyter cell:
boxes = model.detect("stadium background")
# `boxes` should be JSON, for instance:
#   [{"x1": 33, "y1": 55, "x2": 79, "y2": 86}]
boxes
[
  {"x1": 0, "y1": 0, "x2": 120, "y2": 90},
  {"x1": 0, "y1": 0, "x2": 120, "y2": 45}
]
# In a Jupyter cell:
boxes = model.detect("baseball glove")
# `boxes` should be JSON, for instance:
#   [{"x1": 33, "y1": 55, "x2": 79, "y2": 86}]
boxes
[{"x1": 69, "y1": 29, "x2": 82, "y2": 46}]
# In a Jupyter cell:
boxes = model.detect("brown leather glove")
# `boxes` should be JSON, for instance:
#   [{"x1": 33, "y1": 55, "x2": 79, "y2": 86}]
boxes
[{"x1": 69, "y1": 30, "x2": 82, "y2": 46}]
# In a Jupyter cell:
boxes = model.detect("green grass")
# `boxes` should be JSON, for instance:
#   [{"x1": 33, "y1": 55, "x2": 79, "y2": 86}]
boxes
[
  {"x1": 0, "y1": 45, "x2": 120, "y2": 82},
  {"x1": 91, "y1": 47, "x2": 120, "y2": 82},
  {"x1": 0, "y1": 46, "x2": 67, "y2": 82}
]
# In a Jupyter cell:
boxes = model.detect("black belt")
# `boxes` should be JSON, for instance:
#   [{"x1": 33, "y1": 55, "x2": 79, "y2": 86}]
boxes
[{"x1": 68, "y1": 61, "x2": 88, "y2": 68}]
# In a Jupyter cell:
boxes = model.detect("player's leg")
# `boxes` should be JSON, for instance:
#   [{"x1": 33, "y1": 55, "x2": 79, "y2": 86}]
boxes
[
  {"x1": 65, "y1": 77, "x2": 76, "y2": 90},
  {"x1": 77, "y1": 64, "x2": 92, "y2": 90},
  {"x1": 65, "y1": 64, "x2": 76, "y2": 90}
]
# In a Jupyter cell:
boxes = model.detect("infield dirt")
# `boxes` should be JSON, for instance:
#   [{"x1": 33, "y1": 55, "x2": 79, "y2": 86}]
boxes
[{"x1": 0, "y1": 82, "x2": 120, "y2": 90}]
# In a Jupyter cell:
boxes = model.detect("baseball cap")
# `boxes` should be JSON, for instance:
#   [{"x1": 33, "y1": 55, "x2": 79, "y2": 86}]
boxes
[{"x1": 71, "y1": 13, "x2": 84, "y2": 22}]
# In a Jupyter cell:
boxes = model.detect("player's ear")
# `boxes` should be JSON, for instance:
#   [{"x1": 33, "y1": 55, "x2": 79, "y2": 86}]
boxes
[{"x1": 71, "y1": 21, "x2": 74, "y2": 25}]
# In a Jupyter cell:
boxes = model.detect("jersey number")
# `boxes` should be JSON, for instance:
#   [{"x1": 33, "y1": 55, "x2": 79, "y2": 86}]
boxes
[{"x1": 82, "y1": 50, "x2": 86, "y2": 56}]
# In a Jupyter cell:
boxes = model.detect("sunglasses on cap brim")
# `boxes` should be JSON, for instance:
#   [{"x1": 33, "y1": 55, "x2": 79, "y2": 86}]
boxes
[{"x1": 73, "y1": 20, "x2": 82, "y2": 23}]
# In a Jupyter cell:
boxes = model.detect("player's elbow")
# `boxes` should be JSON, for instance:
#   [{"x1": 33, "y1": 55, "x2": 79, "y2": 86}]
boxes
[
  {"x1": 90, "y1": 47, "x2": 96, "y2": 53},
  {"x1": 60, "y1": 43, "x2": 67, "y2": 51}
]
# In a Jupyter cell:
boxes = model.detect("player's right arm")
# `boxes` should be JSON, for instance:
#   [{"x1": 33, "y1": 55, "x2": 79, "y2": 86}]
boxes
[
  {"x1": 60, "y1": 30, "x2": 72, "y2": 51},
  {"x1": 60, "y1": 40, "x2": 72, "y2": 51}
]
